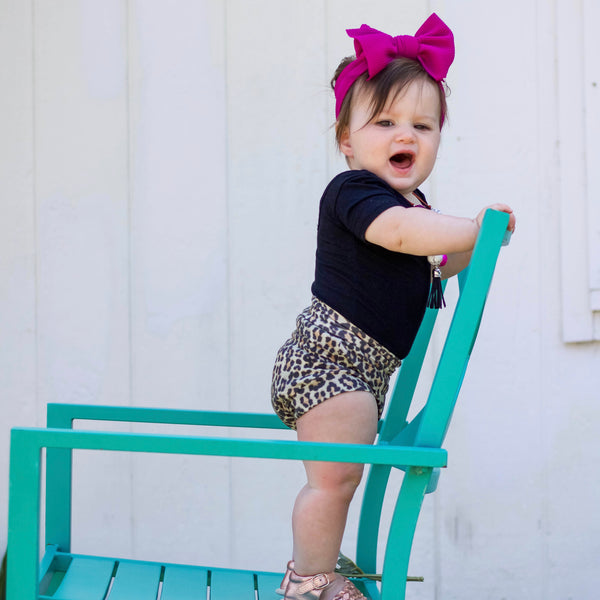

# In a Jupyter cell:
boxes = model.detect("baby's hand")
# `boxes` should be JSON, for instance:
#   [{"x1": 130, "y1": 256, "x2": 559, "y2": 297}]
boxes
[{"x1": 475, "y1": 203, "x2": 516, "y2": 234}]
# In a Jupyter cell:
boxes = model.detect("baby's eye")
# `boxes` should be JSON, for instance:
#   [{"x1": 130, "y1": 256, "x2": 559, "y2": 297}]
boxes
[
  {"x1": 376, "y1": 120, "x2": 394, "y2": 127},
  {"x1": 414, "y1": 123, "x2": 432, "y2": 131}
]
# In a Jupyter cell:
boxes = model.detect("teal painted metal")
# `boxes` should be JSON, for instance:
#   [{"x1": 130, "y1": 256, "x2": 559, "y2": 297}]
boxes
[
  {"x1": 377, "y1": 298, "x2": 444, "y2": 444},
  {"x1": 209, "y1": 569, "x2": 255, "y2": 600},
  {"x1": 355, "y1": 463, "x2": 392, "y2": 574},
  {"x1": 7, "y1": 427, "x2": 448, "y2": 467},
  {"x1": 46, "y1": 403, "x2": 288, "y2": 430},
  {"x1": 107, "y1": 562, "x2": 162, "y2": 600},
  {"x1": 49, "y1": 557, "x2": 115, "y2": 600},
  {"x1": 380, "y1": 467, "x2": 432, "y2": 600},
  {"x1": 256, "y1": 573, "x2": 287, "y2": 600},
  {"x1": 355, "y1": 304, "x2": 438, "y2": 574},
  {"x1": 355, "y1": 209, "x2": 509, "y2": 596},
  {"x1": 6, "y1": 209, "x2": 509, "y2": 600},
  {"x1": 45, "y1": 404, "x2": 74, "y2": 554},
  {"x1": 415, "y1": 210, "x2": 509, "y2": 450},
  {"x1": 43, "y1": 403, "x2": 287, "y2": 559},
  {"x1": 358, "y1": 579, "x2": 380, "y2": 600},
  {"x1": 38, "y1": 550, "x2": 74, "y2": 598},
  {"x1": 161, "y1": 565, "x2": 209, "y2": 600},
  {"x1": 7, "y1": 429, "x2": 42, "y2": 600}
]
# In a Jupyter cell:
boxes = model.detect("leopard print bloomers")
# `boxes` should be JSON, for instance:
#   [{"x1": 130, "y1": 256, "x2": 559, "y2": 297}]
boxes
[{"x1": 271, "y1": 297, "x2": 402, "y2": 430}]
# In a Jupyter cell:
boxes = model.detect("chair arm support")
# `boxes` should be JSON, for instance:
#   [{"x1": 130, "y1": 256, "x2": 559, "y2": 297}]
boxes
[
  {"x1": 12, "y1": 427, "x2": 447, "y2": 468},
  {"x1": 47, "y1": 403, "x2": 289, "y2": 430}
]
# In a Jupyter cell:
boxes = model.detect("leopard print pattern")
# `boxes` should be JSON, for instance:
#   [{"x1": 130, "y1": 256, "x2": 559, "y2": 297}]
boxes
[{"x1": 271, "y1": 297, "x2": 402, "y2": 430}]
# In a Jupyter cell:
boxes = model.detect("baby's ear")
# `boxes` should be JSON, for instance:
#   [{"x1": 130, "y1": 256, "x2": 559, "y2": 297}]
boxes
[{"x1": 339, "y1": 127, "x2": 353, "y2": 159}]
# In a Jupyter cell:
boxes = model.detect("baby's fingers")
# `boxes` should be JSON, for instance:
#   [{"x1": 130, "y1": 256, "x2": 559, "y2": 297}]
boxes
[{"x1": 487, "y1": 204, "x2": 516, "y2": 232}]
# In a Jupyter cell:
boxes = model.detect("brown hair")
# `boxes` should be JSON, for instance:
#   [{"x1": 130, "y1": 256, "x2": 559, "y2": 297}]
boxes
[{"x1": 331, "y1": 56, "x2": 449, "y2": 148}]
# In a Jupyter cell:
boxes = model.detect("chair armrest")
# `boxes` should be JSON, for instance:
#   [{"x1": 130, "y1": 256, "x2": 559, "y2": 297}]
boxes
[
  {"x1": 47, "y1": 403, "x2": 289, "y2": 430},
  {"x1": 12, "y1": 427, "x2": 447, "y2": 468}
]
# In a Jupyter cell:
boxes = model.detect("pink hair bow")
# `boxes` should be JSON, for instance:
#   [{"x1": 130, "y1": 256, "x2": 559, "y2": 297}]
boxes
[{"x1": 334, "y1": 13, "x2": 455, "y2": 118}]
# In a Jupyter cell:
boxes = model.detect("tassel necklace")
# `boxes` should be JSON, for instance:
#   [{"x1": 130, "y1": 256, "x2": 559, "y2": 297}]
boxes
[
  {"x1": 407, "y1": 192, "x2": 447, "y2": 310},
  {"x1": 427, "y1": 254, "x2": 447, "y2": 309}
]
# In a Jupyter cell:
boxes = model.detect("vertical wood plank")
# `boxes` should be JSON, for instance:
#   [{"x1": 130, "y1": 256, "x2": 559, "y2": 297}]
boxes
[
  {"x1": 583, "y1": 0, "x2": 600, "y2": 306},
  {"x1": 225, "y1": 0, "x2": 327, "y2": 571},
  {"x1": 0, "y1": 0, "x2": 36, "y2": 552},
  {"x1": 128, "y1": 0, "x2": 231, "y2": 566},
  {"x1": 543, "y1": 0, "x2": 600, "y2": 577},
  {"x1": 437, "y1": 0, "x2": 546, "y2": 595},
  {"x1": 129, "y1": 0, "x2": 229, "y2": 413},
  {"x1": 33, "y1": 0, "x2": 134, "y2": 557},
  {"x1": 534, "y1": 3, "x2": 562, "y2": 597},
  {"x1": 556, "y1": 0, "x2": 595, "y2": 341},
  {"x1": 226, "y1": 0, "x2": 328, "y2": 413},
  {"x1": 35, "y1": 0, "x2": 131, "y2": 408}
]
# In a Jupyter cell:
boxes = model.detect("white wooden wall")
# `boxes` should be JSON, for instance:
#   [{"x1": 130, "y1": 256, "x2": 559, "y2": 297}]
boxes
[{"x1": 1, "y1": 1, "x2": 599, "y2": 598}]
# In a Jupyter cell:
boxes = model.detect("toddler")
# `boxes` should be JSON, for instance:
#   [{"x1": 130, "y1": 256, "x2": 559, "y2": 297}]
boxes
[{"x1": 271, "y1": 13, "x2": 515, "y2": 600}]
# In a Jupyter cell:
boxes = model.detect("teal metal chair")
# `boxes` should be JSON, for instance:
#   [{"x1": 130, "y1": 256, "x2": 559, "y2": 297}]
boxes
[{"x1": 7, "y1": 210, "x2": 510, "y2": 600}]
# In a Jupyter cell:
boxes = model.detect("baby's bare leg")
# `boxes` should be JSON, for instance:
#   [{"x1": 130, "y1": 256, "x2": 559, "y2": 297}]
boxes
[{"x1": 292, "y1": 391, "x2": 378, "y2": 576}]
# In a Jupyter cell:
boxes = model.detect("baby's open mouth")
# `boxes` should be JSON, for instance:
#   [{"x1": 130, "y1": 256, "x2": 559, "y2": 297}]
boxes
[{"x1": 390, "y1": 153, "x2": 414, "y2": 169}]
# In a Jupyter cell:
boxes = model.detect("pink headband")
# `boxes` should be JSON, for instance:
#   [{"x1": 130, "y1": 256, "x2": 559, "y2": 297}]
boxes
[{"x1": 334, "y1": 13, "x2": 455, "y2": 118}]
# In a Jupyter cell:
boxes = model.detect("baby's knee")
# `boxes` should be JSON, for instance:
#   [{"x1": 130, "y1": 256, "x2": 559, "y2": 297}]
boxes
[{"x1": 319, "y1": 462, "x2": 365, "y2": 499}]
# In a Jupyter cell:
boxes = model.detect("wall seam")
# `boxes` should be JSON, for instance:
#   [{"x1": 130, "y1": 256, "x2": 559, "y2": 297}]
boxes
[
  {"x1": 224, "y1": 0, "x2": 234, "y2": 567},
  {"x1": 538, "y1": 0, "x2": 557, "y2": 595},
  {"x1": 125, "y1": 0, "x2": 136, "y2": 558},
  {"x1": 32, "y1": 0, "x2": 40, "y2": 427}
]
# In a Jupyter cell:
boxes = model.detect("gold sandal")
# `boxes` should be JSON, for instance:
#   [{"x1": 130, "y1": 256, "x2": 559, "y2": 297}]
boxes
[{"x1": 283, "y1": 568, "x2": 366, "y2": 600}]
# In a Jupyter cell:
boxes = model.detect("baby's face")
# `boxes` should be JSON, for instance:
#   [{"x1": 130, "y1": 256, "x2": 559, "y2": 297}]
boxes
[{"x1": 339, "y1": 79, "x2": 442, "y2": 196}]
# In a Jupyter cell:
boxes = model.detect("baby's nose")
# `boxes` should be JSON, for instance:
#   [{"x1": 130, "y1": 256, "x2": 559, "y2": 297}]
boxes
[{"x1": 394, "y1": 125, "x2": 416, "y2": 142}]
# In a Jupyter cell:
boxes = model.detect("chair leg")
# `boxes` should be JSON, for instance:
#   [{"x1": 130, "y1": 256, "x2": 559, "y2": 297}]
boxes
[
  {"x1": 7, "y1": 431, "x2": 42, "y2": 600},
  {"x1": 46, "y1": 405, "x2": 75, "y2": 553},
  {"x1": 380, "y1": 467, "x2": 432, "y2": 600},
  {"x1": 356, "y1": 465, "x2": 392, "y2": 574}
]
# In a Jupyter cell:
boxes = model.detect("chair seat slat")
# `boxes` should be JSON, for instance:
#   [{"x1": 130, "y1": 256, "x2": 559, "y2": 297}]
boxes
[
  {"x1": 209, "y1": 569, "x2": 255, "y2": 600},
  {"x1": 51, "y1": 557, "x2": 115, "y2": 600},
  {"x1": 161, "y1": 565, "x2": 209, "y2": 600},
  {"x1": 108, "y1": 562, "x2": 162, "y2": 600},
  {"x1": 255, "y1": 572, "x2": 284, "y2": 600}
]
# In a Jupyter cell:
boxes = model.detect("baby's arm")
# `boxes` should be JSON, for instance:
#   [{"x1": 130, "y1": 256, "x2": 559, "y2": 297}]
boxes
[
  {"x1": 365, "y1": 203, "x2": 515, "y2": 263},
  {"x1": 440, "y1": 250, "x2": 472, "y2": 279}
]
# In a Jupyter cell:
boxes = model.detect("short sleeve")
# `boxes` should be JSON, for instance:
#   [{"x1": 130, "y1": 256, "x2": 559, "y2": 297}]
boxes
[{"x1": 327, "y1": 171, "x2": 409, "y2": 240}]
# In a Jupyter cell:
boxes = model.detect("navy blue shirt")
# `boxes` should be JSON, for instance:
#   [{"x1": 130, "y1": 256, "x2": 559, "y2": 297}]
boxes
[{"x1": 311, "y1": 170, "x2": 430, "y2": 359}]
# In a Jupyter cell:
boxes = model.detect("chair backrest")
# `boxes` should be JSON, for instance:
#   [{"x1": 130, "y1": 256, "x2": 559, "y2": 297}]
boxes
[
  {"x1": 387, "y1": 208, "x2": 508, "y2": 447},
  {"x1": 355, "y1": 208, "x2": 509, "y2": 576}
]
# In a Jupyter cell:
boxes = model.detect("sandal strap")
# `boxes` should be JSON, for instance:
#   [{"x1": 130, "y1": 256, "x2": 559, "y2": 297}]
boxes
[{"x1": 296, "y1": 573, "x2": 331, "y2": 595}]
